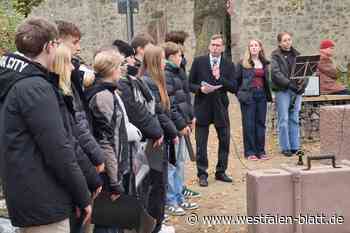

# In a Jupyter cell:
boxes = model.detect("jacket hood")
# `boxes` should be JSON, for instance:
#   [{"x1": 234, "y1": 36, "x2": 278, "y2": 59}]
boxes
[
  {"x1": 0, "y1": 52, "x2": 49, "y2": 101},
  {"x1": 85, "y1": 79, "x2": 118, "y2": 102}
]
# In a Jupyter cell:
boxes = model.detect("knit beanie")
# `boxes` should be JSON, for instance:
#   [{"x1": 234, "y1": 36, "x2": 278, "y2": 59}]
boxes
[{"x1": 320, "y1": 39, "x2": 335, "y2": 49}]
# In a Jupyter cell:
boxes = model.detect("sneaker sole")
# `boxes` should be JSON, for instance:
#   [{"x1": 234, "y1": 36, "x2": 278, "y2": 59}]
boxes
[
  {"x1": 183, "y1": 206, "x2": 199, "y2": 210},
  {"x1": 165, "y1": 209, "x2": 186, "y2": 216},
  {"x1": 184, "y1": 194, "x2": 201, "y2": 199}
]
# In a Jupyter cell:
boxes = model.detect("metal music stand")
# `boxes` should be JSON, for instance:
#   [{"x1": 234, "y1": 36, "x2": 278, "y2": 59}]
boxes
[
  {"x1": 290, "y1": 55, "x2": 320, "y2": 83},
  {"x1": 290, "y1": 55, "x2": 320, "y2": 165}
]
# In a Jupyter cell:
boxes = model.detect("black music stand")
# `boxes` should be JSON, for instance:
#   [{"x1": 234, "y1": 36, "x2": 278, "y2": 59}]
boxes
[
  {"x1": 291, "y1": 55, "x2": 321, "y2": 97},
  {"x1": 291, "y1": 55, "x2": 320, "y2": 79}
]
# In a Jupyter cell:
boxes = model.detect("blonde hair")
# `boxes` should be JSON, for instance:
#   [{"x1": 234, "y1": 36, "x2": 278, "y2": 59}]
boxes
[
  {"x1": 93, "y1": 48, "x2": 124, "y2": 79},
  {"x1": 141, "y1": 44, "x2": 170, "y2": 110},
  {"x1": 242, "y1": 39, "x2": 267, "y2": 69},
  {"x1": 53, "y1": 44, "x2": 72, "y2": 96},
  {"x1": 83, "y1": 72, "x2": 96, "y2": 88}
]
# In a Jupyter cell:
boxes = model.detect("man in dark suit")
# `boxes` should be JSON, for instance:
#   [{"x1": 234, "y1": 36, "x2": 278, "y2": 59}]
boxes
[{"x1": 189, "y1": 34, "x2": 237, "y2": 187}]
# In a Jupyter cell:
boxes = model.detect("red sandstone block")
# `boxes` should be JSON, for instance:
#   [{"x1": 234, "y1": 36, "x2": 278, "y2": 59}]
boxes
[{"x1": 320, "y1": 105, "x2": 350, "y2": 162}]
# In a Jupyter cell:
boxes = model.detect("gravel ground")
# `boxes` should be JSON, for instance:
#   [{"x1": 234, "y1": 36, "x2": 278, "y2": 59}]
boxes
[
  {"x1": 0, "y1": 97, "x2": 321, "y2": 233},
  {"x1": 168, "y1": 97, "x2": 320, "y2": 233}
]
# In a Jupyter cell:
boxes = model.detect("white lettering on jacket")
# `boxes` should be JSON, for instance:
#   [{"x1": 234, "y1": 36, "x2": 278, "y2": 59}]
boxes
[
  {"x1": 0, "y1": 56, "x2": 28, "y2": 72},
  {"x1": 0, "y1": 56, "x2": 8, "y2": 68}
]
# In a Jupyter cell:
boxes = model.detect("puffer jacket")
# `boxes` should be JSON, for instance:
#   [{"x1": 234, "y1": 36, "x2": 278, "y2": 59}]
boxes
[
  {"x1": 71, "y1": 57, "x2": 105, "y2": 166},
  {"x1": 165, "y1": 62, "x2": 194, "y2": 125},
  {"x1": 48, "y1": 73, "x2": 103, "y2": 193},
  {"x1": 143, "y1": 73, "x2": 178, "y2": 140},
  {"x1": 117, "y1": 75, "x2": 163, "y2": 140}
]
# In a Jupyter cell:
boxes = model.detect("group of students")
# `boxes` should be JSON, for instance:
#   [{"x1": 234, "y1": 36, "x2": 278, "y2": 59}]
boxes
[
  {"x1": 0, "y1": 17, "x2": 200, "y2": 233},
  {"x1": 0, "y1": 15, "x2": 346, "y2": 233}
]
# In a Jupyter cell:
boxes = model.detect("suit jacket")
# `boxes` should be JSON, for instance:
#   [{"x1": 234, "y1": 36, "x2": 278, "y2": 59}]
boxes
[{"x1": 189, "y1": 54, "x2": 236, "y2": 127}]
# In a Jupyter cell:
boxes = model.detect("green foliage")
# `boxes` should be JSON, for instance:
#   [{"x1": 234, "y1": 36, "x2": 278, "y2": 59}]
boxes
[
  {"x1": 336, "y1": 65, "x2": 350, "y2": 90},
  {"x1": 12, "y1": 0, "x2": 44, "y2": 17},
  {"x1": 287, "y1": 0, "x2": 304, "y2": 11},
  {"x1": 0, "y1": 5, "x2": 24, "y2": 54}
]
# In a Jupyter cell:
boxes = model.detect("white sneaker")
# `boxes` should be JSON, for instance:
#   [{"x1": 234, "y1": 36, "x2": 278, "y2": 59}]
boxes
[
  {"x1": 165, "y1": 205, "x2": 186, "y2": 216},
  {"x1": 159, "y1": 224, "x2": 175, "y2": 233},
  {"x1": 180, "y1": 201, "x2": 199, "y2": 210},
  {"x1": 163, "y1": 214, "x2": 170, "y2": 223}
]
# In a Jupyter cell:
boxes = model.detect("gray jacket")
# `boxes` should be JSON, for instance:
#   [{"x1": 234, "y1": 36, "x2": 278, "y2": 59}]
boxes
[{"x1": 86, "y1": 82, "x2": 129, "y2": 194}]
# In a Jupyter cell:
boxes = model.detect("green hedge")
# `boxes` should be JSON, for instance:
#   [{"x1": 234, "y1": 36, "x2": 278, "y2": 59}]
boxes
[{"x1": 0, "y1": 5, "x2": 23, "y2": 54}]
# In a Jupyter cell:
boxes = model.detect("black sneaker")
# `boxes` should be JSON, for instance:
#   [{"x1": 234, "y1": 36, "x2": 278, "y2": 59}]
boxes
[
  {"x1": 198, "y1": 175, "x2": 208, "y2": 187},
  {"x1": 282, "y1": 150, "x2": 293, "y2": 157},
  {"x1": 291, "y1": 149, "x2": 301, "y2": 154}
]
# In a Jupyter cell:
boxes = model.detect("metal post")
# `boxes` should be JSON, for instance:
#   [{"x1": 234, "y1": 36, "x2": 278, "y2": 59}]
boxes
[
  {"x1": 126, "y1": 0, "x2": 134, "y2": 42},
  {"x1": 130, "y1": 2, "x2": 134, "y2": 39}
]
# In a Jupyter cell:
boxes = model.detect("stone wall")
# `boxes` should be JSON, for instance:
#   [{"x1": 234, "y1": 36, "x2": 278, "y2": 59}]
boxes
[
  {"x1": 31, "y1": 0, "x2": 350, "y2": 66},
  {"x1": 31, "y1": 0, "x2": 195, "y2": 64},
  {"x1": 231, "y1": 0, "x2": 350, "y2": 65}
]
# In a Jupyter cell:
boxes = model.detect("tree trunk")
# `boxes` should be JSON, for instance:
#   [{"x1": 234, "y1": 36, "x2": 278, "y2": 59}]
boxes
[{"x1": 193, "y1": 0, "x2": 227, "y2": 57}]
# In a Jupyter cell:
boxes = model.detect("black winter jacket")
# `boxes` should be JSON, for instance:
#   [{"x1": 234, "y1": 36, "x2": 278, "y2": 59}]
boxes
[
  {"x1": 271, "y1": 47, "x2": 308, "y2": 94},
  {"x1": 143, "y1": 74, "x2": 178, "y2": 140},
  {"x1": 165, "y1": 62, "x2": 194, "y2": 126},
  {"x1": 71, "y1": 58, "x2": 105, "y2": 166},
  {"x1": 117, "y1": 75, "x2": 163, "y2": 140},
  {"x1": 236, "y1": 62, "x2": 273, "y2": 104},
  {"x1": 48, "y1": 74, "x2": 103, "y2": 193},
  {"x1": 164, "y1": 63, "x2": 188, "y2": 131},
  {"x1": 0, "y1": 53, "x2": 90, "y2": 227}
]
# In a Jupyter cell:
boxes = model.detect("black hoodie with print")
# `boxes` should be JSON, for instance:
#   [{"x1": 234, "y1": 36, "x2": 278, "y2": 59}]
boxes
[{"x1": 0, "y1": 53, "x2": 90, "y2": 227}]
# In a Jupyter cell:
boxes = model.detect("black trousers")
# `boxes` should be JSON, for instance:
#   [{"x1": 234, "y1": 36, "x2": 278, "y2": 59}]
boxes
[
  {"x1": 195, "y1": 124, "x2": 230, "y2": 178},
  {"x1": 138, "y1": 143, "x2": 169, "y2": 233}
]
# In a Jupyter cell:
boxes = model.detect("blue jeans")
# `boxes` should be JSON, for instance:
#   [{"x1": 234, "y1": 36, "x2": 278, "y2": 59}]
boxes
[
  {"x1": 240, "y1": 89, "x2": 267, "y2": 157},
  {"x1": 275, "y1": 90, "x2": 302, "y2": 151},
  {"x1": 166, "y1": 137, "x2": 187, "y2": 206}
]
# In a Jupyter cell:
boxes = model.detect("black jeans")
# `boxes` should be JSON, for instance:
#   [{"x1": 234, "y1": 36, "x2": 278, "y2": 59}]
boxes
[
  {"x1": 240, "y1": 88, "x2": 267, "y2": 157},
  {"x1": 195, "y1": 124, "x2": 230, "y2": 178}
]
